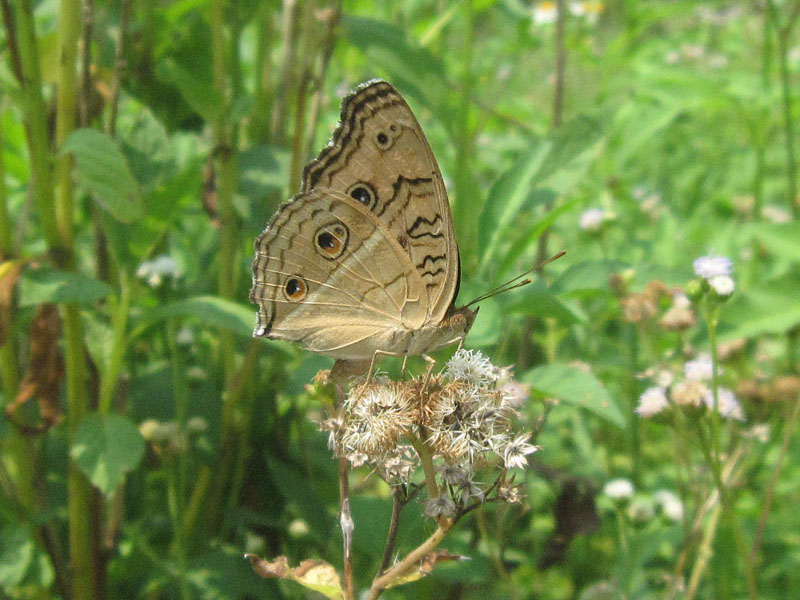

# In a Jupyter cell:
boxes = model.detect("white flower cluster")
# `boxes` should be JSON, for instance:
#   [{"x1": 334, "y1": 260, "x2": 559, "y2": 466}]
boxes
[
  {"x1": 325, "y1": 349, "x2": 537, "y2": 518},
  {"x1": 693, "y1": 254, "x2": 735, "y2": 296},
  {"x1": 635, "y1": 355, "x2": 745, "y2": 421},
  {"x1": 137, "y1": 255, "x2": 180, "y2": 288}
]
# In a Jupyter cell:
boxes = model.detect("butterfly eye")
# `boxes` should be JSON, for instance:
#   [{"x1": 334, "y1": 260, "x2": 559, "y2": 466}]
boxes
[
  {"x1": 375, "y1": 130, "x2": 391, "y2": 149},
  {"x1": 284, "y1": 276, "x2": 307, "y2": 301},
  {"x1": 314, "y1": 222, "x2": 349, "y2": 260},
  {"x1": 347, "y1": 182, "x2": 377, "y2": 209}
]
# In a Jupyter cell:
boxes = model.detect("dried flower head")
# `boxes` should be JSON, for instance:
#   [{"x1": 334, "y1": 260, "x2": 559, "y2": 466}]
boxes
[
  {"x1": 670, "y1": 380, "x2": 709, "y2": 407},
  {"x1": 621, "y1": 293, "x2": 658, "y2": 323}
]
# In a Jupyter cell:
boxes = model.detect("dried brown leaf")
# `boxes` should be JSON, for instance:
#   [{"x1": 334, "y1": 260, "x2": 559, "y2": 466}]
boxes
[
  {"x1": 245, "y1": 554, "x2": 343, "y2": 599},
  {"x1": 387, "y1": 549, "x2": 470, "y2": 587},
  {"x1": 5, "y1": 304, "x2": 64, "y2": 434}
]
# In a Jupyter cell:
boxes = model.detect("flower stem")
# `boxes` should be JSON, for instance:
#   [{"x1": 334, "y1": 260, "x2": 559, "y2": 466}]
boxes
[{"x1": 409, "y1": 433, "x2": 439, "y2": 500}]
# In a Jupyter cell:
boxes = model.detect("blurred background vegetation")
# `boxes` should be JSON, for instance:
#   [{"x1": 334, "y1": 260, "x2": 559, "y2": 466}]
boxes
[{"x1": 1, "y1": 0, "x2": 800, "y2": 598}]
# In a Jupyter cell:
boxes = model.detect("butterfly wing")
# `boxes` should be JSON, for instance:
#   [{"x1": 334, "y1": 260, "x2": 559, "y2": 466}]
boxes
[
  {"x1": 250, "y1": 188, "x2": 429, "y2": 360},
  {"x1": 300, "y1": 80, "x2": 460, "y2": 325}
]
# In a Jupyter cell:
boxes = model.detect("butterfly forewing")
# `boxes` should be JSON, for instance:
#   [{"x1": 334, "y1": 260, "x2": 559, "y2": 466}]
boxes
[{"x1": 300, "y1": 80, "x2": 460, "y2": 323}]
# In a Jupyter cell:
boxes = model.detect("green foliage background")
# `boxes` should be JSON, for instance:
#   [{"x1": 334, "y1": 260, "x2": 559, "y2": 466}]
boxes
[{"x1": 2, "y1": 0, "x2": 800, "y2": 598}]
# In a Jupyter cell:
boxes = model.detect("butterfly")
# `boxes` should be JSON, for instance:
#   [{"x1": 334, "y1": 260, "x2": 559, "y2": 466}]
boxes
[{"x1": 249, "y1": 80, "x2": 476, "y2": 362}]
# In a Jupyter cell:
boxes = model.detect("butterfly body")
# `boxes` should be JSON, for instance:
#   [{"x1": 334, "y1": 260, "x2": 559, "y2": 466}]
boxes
[{"x1": 250, "y1": 80, "x2": 475, "y2": 361}]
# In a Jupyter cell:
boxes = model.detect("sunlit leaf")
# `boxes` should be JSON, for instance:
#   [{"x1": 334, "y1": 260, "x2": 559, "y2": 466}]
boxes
[
  {"x1": 144, "y1": 296, "x2": 255, "y2": 338},
  {"x1": 18, "y1": 268, "x2": 112, "y2": 307},
  {"x1": 720, "y1": 273, "x2": 800, "y2": 340},
  {"x1": 523, "y1": 364, "x2": 624, "y2": 427},
  {"x1": 71, "y1": 414, "x2": 145, "y2": 496},
  {"x1": 60, "y1": 128, "x2": 144, "y2": 223}
]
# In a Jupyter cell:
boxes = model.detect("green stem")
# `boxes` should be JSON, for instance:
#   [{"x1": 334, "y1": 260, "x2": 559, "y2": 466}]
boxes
[
  {"x1": 409, "y1": 433, "x2": 439, "y2": 500},
  {"x1": 14, "y1": 0, "x2": 59, "y2": 249},
  {"x1": 0, "y1": 108, "x2": 13, "y2": 255},
  {"x1": 166, "y1": 455, "x2": 191, "y2": 600},
  {"x1": 211, "y1": 0, "x2": 237, "y2": 384},
  {"x1": 704, "y1": 304, "x2": 758, "y2": 600},
  {"x1": 98, "y1": 269, "x2": 131, "y2": 414}
]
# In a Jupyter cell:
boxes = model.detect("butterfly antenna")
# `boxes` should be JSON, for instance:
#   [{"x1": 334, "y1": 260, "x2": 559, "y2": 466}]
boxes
[{"x1": 465, "y1": 250, "x2": 566, "y2": 308}]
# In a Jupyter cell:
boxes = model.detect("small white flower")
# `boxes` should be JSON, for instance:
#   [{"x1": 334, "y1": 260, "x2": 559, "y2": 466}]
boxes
[
  {"x1": 603, "y1": 478, "x2": 634, "y2": 500},
  {"x1": 445, "y1": 349, "x2": 495, "y2": 386},
  {"x1": 176, "y1": 326, "x2": 195, "y2": 345},
  {"x1": 704, "y1": 387, "x2": 745, "y2": 421},
  {"x1": 684, "y1": 353, "x2": 714, "y2": 382},
  {"x1": 532, "y1": 1, "x2": 557, "y2": 25},
  {"x1": 502, "y1": 433, "x2": 539, "y2": 469},
  {"x1": 636, "y1": 386, "x2": 669, "y2": 418},
  {"x1": 137, "y1": 255, "x2": 180, "y2": 288},
  {"x1": 665, "y1": 50, "x2": 681, "y2": 64},
  {"x1": 569, "y1": 1, "x2": 586, "y2": 16},
  {"x1": 693, "y1": 255, "x2": 732, "y2": 279},
  {"x1": 579, "y1": 208, "x2": 606, "y2": 231},
  {"x1": 709, "y1": 275, "x2": 735, "y2": 296},
  {"x1": 654, "y1": 490, "x2": 684, "y2": 522}
]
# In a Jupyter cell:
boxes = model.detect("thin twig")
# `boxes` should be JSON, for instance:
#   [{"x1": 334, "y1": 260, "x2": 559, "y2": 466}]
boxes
[
  {"x1": 80, "y1": 0, "x2": 93, "y2": 127},
  {"x1": 106, "y1": 0, "x2": 131, "y2": 136},
  {"x1": 333, "y1": 378, "x2": 355, "y2": 600},
  {"x1": 379, "y1": 487, "x2": 405, "y2": 573},
  {"x1": 271, "y1": 0, "x2": 300, "y2": 145},
  {"x1": 367, "y1": 519, "x2": 453, "y2": 600},
  {"x1": 0, "y1": 0, "x2": 24, "y2": 85}
]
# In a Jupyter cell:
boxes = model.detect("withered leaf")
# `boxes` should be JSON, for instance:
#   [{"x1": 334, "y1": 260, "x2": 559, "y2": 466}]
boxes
[
  {"x1": 5, "y1": 304, "x2": 64, "y2": 434},
  {"x1": 245, "y1": 554, "x2": 343, "y2": 600},
  {"x1": 387, "y1": 549, "x2": 470, "y2": 588}
]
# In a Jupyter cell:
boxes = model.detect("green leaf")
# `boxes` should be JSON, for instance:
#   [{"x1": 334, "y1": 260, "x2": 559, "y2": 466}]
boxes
[
  {"x1": 99, "y1": 160, "x2": 203, "y2": 270},
  {"x1": 552, "y1": 260, "x2": 630, "y2": 296},
  {"x1": 157, "y1": 58, "x2": 223, "y2": 122},
  {"x1": 144, "y1": 296, "x2": 255, "y2": 338},
  {"x1": 522, "y1": 363, "x2": 624, "y2": 427},
  {"x1": 741, "y1": 222, "x2": 800, "y2": 262},
  {"x1": 60, "y1": 128, "x2": 144, "y2": 223},
  {"x1": 505, "y1": 279, "x2": 583, "y2": 324},
  {"x1": 478, "y1": 140, "x2": 550, "y2": 273},
  {"x1": 478, "y1": 116, "x2": 602, "y2": 274},
  {"x1": 70, "y1": 414, "x2": 145, "y2": 496},
  {"x1": 0, "y1": 526, "x2": 33, "y2": 590},
  {"x1": 342, "y1": 16, "x2": 453, "y2": 129},
  {"x1": 720, "y1": 273, "x2": 800, "y2": 340},
  {"x1": 18, "y1": 268, "x2": 113, "y2": 307}
]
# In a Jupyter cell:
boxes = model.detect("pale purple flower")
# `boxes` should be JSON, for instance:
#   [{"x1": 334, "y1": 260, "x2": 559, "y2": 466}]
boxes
[{"x1": 693, "y1": 255, "x2": 732, "y2": 279}]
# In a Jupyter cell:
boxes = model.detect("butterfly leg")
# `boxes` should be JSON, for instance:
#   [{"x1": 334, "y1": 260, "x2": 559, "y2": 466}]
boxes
[{"x1": 421, "y1": 354, "x2": 437, "y2": 388}]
